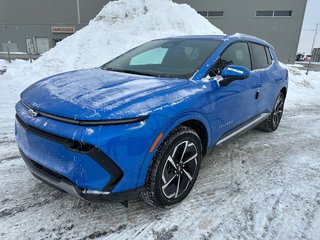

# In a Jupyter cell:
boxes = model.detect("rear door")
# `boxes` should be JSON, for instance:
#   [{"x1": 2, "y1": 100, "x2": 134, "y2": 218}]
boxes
[{"x1": 249, "y1": 42, "x2": 279, "y2": 113}]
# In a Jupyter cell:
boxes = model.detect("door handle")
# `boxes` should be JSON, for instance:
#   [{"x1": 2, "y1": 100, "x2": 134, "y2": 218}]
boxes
[
  {"x1": 255, "y1": 90, "x2": 260, "y2": 99},
  {"x1": 252, "y1": 83, "x2": 262, "y2": 89}
]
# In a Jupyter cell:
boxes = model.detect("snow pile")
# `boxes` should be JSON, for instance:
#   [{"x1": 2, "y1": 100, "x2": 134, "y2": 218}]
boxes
[
  {"x1": 0, "y1": 59, "x2": 6, "y2": 66},
  {"x1": 0, "y1": 59, "x2": 7, "y2": 72},
  {"x1": 286, "y1": 65, "x2": 320, "y2": 106},
  {"x1": 0, "y1": 0, "x2": 223, "y2": 94}
]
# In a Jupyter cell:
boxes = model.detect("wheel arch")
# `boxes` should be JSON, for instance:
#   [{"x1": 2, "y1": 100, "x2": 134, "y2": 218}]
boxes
[
  {"x1": 179, "y1": 119, "x2": 208, "y2": 156},
  {"x1": 160, "y1": 112, "x2": 212, "y2": 155},
  {"x1": 280, "y1": 87, "x2": 287, "y2": 99},
  {"x1": 136, "y1": 112, "x2": 211, "y2": 188}
]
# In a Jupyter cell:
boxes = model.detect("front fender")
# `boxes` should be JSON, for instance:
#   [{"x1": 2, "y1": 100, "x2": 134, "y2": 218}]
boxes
[{"x1": 136, "y1": 111, "x2": 211, "y2": 188}]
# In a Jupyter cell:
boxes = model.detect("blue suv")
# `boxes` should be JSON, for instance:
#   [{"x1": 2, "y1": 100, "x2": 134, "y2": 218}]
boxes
[{"x1": 15, "y1": 34, "x2": 288, "y2": 207}]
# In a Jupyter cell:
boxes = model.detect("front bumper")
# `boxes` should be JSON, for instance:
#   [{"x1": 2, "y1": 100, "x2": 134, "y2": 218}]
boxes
[
  {"x1": 15, "y1": 113, "x2": 124, "y2": 192},
  {"x1": 20, "y1": 149, "x2": 142, "y2": 202}
]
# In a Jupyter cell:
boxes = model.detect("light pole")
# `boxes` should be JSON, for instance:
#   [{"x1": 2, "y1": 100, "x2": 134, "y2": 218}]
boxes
[
  {"x1": 76, "y1": 0, "x2": 81, "y2": 24},
  {"x1": 306, "y1": 23, "x2": 318, "y2": 75}
]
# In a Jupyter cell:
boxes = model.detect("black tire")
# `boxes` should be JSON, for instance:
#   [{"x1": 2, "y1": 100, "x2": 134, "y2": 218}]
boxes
[
  {"x1": 140, "y1": 126, "x2": 202, "y2": 208},
  {"x1": 258, "y1": 92, "x2": 285, "y2": 132}
]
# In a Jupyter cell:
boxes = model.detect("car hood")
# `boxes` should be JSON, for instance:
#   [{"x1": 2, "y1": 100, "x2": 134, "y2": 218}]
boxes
[{"x1": 20, "y1": 68, "x2": 189, "y2": 120}]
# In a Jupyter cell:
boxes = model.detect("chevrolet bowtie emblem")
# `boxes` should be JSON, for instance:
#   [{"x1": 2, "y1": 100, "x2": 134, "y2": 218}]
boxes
[{"x1": 28, "y1": 109, "x2": 38, "y2": 117}]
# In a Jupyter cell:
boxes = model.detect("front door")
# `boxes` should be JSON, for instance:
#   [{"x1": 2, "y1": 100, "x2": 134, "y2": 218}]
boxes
[{"x1": 207, "y1": 42, "x2": 258, "y2": 142}]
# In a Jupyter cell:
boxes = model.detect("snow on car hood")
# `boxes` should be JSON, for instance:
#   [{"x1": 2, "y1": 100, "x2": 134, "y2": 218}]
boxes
[{"x1": 20, "y1": 68, "x2": 189, "y2": 120}]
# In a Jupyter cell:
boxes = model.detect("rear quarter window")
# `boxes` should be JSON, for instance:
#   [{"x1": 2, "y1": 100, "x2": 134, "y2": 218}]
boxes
[{"x1": 265, "y1": 47, "x2": 273, "y2": 65}]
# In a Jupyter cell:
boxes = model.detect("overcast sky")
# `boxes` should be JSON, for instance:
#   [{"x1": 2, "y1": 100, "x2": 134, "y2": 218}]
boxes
[{"x1": 297, "y1": 0, "x2": 320, "y2": 54}]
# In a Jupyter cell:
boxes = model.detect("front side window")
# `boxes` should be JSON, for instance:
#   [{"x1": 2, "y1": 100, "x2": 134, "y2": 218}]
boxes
[
  {"x1": 102, "y1": 39, "x2": 221, "y2": 79},
  {"x1": 213, "y1": 42, "x2": 251, "y2": 74},
  {"x1": 251, "y1": 43, "x2": 269, "y2": 70}
]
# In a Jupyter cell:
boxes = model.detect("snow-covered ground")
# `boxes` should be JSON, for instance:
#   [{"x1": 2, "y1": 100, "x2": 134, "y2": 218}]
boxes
[{"x1": 1, "y1": 0, "x2": 320, "y2": 239}]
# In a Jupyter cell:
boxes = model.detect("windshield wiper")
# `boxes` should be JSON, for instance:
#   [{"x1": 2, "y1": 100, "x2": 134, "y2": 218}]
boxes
[
  {"x1": 104, "y1": 67, "x2": 160, "y2": 77},
  {"x1": 117, "y1": 69, "x2": 160, "y2": 77}
]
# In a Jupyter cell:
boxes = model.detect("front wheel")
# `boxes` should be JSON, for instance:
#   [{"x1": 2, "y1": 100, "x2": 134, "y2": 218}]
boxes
[
  {"x1": 259, "y1": 92, "x2": 285, "y2": 132},
  {"x1": 141, "y1": 126, "x2": 202, "y2": 208}
]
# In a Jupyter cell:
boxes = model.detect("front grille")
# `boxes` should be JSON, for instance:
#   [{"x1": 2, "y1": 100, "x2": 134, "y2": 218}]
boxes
[
  {"x1": 16, "y1": 114, "x2": 70, "y2": 144},
  {"x1": 16, "y1": 114, "x2": 94, "y2": 152}
]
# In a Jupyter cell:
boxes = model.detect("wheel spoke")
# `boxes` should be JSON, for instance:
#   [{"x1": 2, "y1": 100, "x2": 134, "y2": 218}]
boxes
[
  {"x1": 175, "y1": 175, "x2": 181, "y2": 198},
  {"x1": 162, "y1": 174, "x2": 177, "y2": 190},
  {"x1": 179, "y1": 141, "x2": 188, "y2": 163},
  {"x1": 276, "y1": 98, "x2": 284, "y2": 112},
  {"x1": 182, "y1": 169, "x2": 193, "y2": 181},
  {"x1": 182, "y1": 153, "x2": 198, "y2": 165},
  {"x1": 167, "y1": 155, "x2": 177, "y2": 169},
  {"x1": 279, "y1": 100, "x2": 284, "y2": 108}
]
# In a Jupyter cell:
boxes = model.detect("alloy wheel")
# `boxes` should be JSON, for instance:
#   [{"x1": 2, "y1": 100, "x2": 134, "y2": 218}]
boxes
[
  {"x1": 161, "y1": 140, "x2": 198, "y2": 199},
  {"x1": 272, "y1": 94, "x2": 284, "y2": 128}
]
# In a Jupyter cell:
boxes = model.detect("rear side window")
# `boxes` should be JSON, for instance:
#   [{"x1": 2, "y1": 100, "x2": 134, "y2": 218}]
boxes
[
  {"x1": 251, "y1": 43, "x2": 269, "y2": 70},
  {"x1": 218, "y1": 42, "x2": 252, "y2": 70}
]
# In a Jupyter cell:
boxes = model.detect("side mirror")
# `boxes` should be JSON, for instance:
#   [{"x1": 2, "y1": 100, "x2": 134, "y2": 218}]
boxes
[{"x1": 220, "y1": 65, "x2": 250, "y2": 80}]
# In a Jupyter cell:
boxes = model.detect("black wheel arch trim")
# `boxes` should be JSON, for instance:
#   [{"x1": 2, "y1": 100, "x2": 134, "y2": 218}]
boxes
[{"x1": 157, "y1": 111, "x2": 212, "y2": 152}]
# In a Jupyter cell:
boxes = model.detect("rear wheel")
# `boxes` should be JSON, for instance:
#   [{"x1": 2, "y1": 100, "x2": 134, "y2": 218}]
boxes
[
  {"x1": 259, "y1": 92, "x2": 285, "y2": 132},
  {"x1": 141, "y1": 126, "x2": 202, "y2": 208}
]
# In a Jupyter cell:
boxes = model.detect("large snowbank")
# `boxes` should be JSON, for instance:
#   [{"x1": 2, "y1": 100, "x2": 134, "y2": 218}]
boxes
[{"x1": 0, "y1": 0, "x2": 223, "y2": 94}]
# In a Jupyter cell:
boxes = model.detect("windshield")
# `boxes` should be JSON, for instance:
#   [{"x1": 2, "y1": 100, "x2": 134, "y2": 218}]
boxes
[{"x1": 101, "y1": 38, "x2": 221, "y2": 79}]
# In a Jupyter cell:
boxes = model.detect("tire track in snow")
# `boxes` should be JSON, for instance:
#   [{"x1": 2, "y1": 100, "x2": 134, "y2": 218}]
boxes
[
  {"x1": 0, "y1": 132, "x2": 18, "y2": 163},
  {"x1": 0, "y1": 154, "x2": 21, "y2": 163}
]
